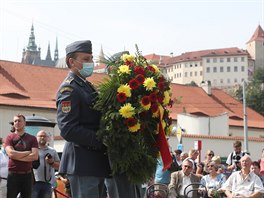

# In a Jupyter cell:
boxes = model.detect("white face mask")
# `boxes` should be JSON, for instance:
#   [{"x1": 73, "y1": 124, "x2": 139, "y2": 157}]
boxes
[{"x1": 79, "y1": 62, "x2": 94, "y2": 78}]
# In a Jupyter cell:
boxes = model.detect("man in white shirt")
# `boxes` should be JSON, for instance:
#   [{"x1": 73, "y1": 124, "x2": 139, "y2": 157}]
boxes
[
  {"x1": 168, "y1": 158, "x2": 200, "y2": 198},
  {"x1": 222, "y1": 154, "x2": 264, "y2": 198},
  {"x1": 0, "y1": 140, "x2": 9, "y2": 197}
]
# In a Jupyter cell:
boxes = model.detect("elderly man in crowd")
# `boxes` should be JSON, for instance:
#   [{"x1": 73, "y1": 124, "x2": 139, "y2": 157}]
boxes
[
  {"x1": 168, "y1": 158, "x2": 200, "y2": 198},
  {"x1": 221, "y1": 154, "x2": 264, "y2": 198}
]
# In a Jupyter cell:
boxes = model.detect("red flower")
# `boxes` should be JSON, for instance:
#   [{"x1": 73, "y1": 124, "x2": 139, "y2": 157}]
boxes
[
  {"x1": 125, "y1": 61, "x2": 135, "y2": 67},
  {"x1": 151, "y1": 103, "x2": 159, "y2": 113},
  {"x1": 129, "y1": 79, "x2": 139, "y2": 90},
  {"x1": 159, "y1": 76, "x2": 165, "y2": 82},
  {"x1": 134, "y1": 66, "x2": 145, "y2": 75},
  {"x1": 116, "y1": 92, "x2": 127, "y2": 103},
  {"x1": 158, "y1": 82, "x2": 165, "y2": 91},
  {"x1": 125, "y1": 118, "x2": 137, "y2": 127},
  {"x1": 157, "y1": 94, "x2": 164, "y2": 103},
  {"x1": 149, "y1": 93, "x2": 157, "y2": 102},
  {"x1": 135, "y1": 74, "x2": 145, "y2": 84},
  {"x1": 147, "y1": 65, "x2": 155, "y2": 72},
  {"x1": 141, "y1": 96, "x2": 150, "y2": 105}
]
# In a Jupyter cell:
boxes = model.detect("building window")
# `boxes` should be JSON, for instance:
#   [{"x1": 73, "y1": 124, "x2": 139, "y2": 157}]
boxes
[
  {"x1": 234, "y1": 78, "x2": 237, "y2": 83},
  {"x1": 227, "y1": 66, "x2": 231, "y2": 72},
  {"x1": 227, "y1": 57, "x2": 231, "y2": 62},
  {"x1": 190, "y1": 72, "x2": 193, "y2": 77},
  {"x1": 200, "y1": 61, "x2": 203, "y2": 66},
  {"x1": 179, "y1": 73, "x2": 181, "y2": 77},
  {"x1": 195, "y1": 64, "x2": 198, "y2": 67},
  {"x1": 213, "y1": 67, "x2": 217, "y2": 72},
  {"x1": 220, "y1": 79, "x2": 223, "y2": 83},
  {"x1": 227, "y1": 78, "x2": 230, "y2": 83},
  {"x1": 174, "y1": 74, "x2": 176, "y2": 78},
  {"x1": 220, "y1": 58, "x2": 224, "y2": 63},
  {"x1": 241, "y1": 66, "x2": 245, "y2": 72},
  {"x1": 234, "y1": 57, "x2": 238, "y2": 62},
  {"x1": 241, "y1": 57, "x2": 245, "y2": 62},
  {"x1": 213, "y1": 58, "x2": 217, "y2": 63},
  {"x1": 200, "y1": 71, "x2": 203, "y2": 76},
  {"x1": 206, "y1": 58, "x2": 210, "y2": 63},
  {"x1": 195, "y1": 71, "x2": 197, "y2": 76},
  {"x1": 234, "y1": 66, "x2": 238, "y2": 72},
  {"x1": 206, "y1": 67, "x2": 210, "y2": 73},
  {"x1": 220, "y1": 66, "x2": 224, "y2": 72},
  {"x1": 185, "y1": 72, "x2": 188, "y2": 77}
]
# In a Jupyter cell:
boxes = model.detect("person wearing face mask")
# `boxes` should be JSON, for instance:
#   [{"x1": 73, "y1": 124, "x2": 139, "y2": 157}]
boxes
[{"x1": 56, "y1": 40, "x2": 111, "y2": 198}]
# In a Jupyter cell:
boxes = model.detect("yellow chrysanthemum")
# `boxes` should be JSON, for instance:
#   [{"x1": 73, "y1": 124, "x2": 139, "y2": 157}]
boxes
[
  {"x1": 163, "y1": 91, "x2": 170, "y2": 105},
  {"x1": 128, "y1": 123, "x2": 141, "y2": 132},
  {"x1": 117, "y1": 65, "x2": 131, "y2": 75},
  {"x1": 121, "y1": 54, "x2": 135, "y2": 62},
  {"x1": 117, "y1": 84, "x2": 131, "y2": 97},
  {"x1": 140, "y1": 102, "x2": 151, "y2": 110},
  {"x1": 143, "y1": 77, "x2": 156, "y2": 91},
  {"x1": 119, "y1": 103, "x2": 135, "y2": 118},
  {"x1": 152, "y1": 111, "x2": 159, "y2": 118},
  {"x1": 151, "y1": 64, "x2": 160, "y2": 73}
]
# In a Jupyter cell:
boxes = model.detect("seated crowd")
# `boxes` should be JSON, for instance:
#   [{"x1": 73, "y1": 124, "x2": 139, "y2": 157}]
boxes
[{"x1": 153, "y1": 141, "x2": 264, "y2": 198}]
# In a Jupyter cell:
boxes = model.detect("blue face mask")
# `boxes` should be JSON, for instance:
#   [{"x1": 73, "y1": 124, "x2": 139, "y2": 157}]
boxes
[{"x1": 79, "y1": 62, "x2": 94, "y2": 78}]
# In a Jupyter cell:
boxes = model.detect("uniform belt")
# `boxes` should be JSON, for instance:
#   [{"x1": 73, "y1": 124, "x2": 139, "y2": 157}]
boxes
[{"x1": 9, "y1": 170, "x2": 32, "y2": 174}]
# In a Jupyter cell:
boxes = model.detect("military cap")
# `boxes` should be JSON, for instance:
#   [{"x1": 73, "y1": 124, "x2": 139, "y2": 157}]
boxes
[{"x1": 65, "y1": 40, "x2": 92, "y2": 55}]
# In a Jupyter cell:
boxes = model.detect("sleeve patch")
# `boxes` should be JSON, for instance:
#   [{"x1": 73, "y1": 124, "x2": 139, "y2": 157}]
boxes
[
  {"x1": 61, "y1": 101, "x2": 71, "y2": 113},
  {"x1": 60, "y1": 87, "x2": 73, "y2": 93}
]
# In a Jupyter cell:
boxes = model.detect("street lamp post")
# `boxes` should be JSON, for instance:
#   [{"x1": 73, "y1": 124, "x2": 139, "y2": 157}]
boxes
[{"x1": 243, "y1": 80, "x2": 249, "y2": 153}]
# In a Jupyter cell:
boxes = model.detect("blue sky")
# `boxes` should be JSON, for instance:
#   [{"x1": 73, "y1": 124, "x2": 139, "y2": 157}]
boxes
[{"x1": 0, "y1": 0, "x2": 263, "y2": 62}]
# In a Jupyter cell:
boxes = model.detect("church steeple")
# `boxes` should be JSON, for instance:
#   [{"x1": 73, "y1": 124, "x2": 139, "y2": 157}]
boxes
[
  {"x1": 54, "y1": 37, "x2": 59, "y2": 62},
  {"x1": 46, "y1": 42, "x2": 52, "y2": 61},
  {"x1": 27, "y1": 24, "x2": 38, "y2": 51},
  {"x1": 97, "y1": 45, "x2": 105, "y2": 63}
]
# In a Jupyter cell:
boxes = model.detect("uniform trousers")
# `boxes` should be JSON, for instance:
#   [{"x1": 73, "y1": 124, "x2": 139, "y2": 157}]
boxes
[{"x1": 68, "y1": 175, "x2": 105, "y2": 198}]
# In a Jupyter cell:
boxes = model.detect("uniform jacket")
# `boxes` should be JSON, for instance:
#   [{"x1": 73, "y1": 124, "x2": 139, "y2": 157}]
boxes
[
  {"x1": 168, "y1": 170, "x2": 200, "y2": 198},
  {"x1": 56, "y1": 72, "x2": 111, "y2": 177}
]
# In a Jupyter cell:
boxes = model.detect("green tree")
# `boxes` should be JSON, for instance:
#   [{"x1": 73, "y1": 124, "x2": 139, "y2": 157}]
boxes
[{"x1": 235, "y1": 67, "x2": 264, "y2": 116}]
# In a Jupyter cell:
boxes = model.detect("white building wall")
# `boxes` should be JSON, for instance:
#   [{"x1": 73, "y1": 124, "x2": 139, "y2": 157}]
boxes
[
  {"x1": 203, "y1": 55, "x2": 248, "y2": 87},
  {"x1": 177, "y1": 113, "x2": 229, "y2": 136}
]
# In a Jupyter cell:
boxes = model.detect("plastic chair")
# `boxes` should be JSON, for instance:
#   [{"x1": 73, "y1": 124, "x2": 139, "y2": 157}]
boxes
[
  {"x1": 184, "y1": 182, "x2": 207, "y2": 198},
  {"x1": 146, "y1": 183, "x2": 169, "y2": 198}
]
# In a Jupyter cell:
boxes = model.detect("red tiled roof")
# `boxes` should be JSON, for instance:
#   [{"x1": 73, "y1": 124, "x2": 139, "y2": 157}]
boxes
[
  {"x1": 161, "y1": 47, "x2": 248, "y2": 66},
  {"x1": 144, "y1": 53, "x2": 171, "y2": 63},
  {"x1": 247, "y1": 25, "x2": 264, "y2": 43},
  {"x1": 0, "y1": 60, "x2": 263, "y2": 129}
]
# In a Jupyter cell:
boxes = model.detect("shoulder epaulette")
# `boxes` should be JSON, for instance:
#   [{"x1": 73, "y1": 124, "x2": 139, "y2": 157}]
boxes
[
  {"x1": 64, "y1": 76, "x2": 74, "y2": 84},
  {"x1": 59, "y1": 86, "x2": 73, "y2": 93}
]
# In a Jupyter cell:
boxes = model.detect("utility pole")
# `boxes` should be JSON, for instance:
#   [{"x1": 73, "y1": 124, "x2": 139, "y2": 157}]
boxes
[{"x1": 243, "y1": 80, "x2": 249, "y2": 153}]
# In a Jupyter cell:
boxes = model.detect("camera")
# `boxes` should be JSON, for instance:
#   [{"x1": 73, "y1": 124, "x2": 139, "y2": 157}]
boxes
[
  {"x1": 232, "y1": 154, "x2": 241, "y2": 163},
  {"x1": 45, "y1": 153, "x2": 52, "y2": 159}
]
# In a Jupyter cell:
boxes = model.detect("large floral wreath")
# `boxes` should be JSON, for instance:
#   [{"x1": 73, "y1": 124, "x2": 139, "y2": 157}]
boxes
[{"x1": 95, "y1": 48, "x2": 174, "y2": 184}]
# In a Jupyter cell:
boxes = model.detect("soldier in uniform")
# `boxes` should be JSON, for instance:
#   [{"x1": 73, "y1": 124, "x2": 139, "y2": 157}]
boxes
[{"x1": 56, "y1": 40, "x2": 111, "y2": 198}]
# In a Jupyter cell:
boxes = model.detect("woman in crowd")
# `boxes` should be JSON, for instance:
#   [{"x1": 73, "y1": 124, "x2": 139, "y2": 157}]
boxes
[
  {"x1": 211, "y1": 155, "x2": 225, "y2": 174},
  {"x1": 200, "y1": 161, "x2": 226, "y2": 197},
  {"x1": 196, "y1": 150, "x2": 215, "y2": 177}
]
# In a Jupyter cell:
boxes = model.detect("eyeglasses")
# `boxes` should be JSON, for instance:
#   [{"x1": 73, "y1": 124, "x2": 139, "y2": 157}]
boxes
[{"x1": 208, "y1": 154, "x2": 214, "y2": 156}]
